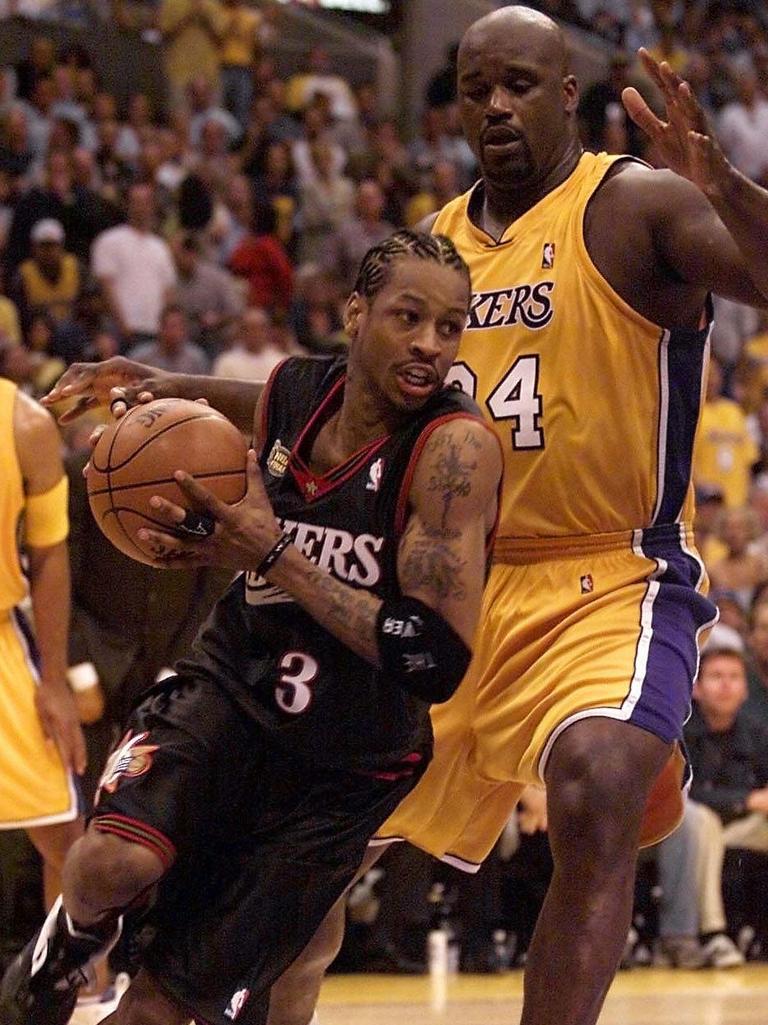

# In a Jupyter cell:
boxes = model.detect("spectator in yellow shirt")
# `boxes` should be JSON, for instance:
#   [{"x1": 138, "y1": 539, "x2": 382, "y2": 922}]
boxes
[
  {"x1": 159, "y1": 0, "x2": 227, "y2": 106},
  {"x1": 220, "y1": 0, "x2": 262, "y2": 131},
  {"x1": 694, "y1": 355, "x2": 757, "y2": 508}
]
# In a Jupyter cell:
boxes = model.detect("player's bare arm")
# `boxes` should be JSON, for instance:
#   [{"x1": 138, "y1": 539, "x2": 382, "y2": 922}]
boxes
[
  {"x1": 136, "y1": 418, "x2": 500, "y2": 683},
  {"x1": 42, "y1": 355, "x2": 264, "y2": 432},
  {"x1": 620, "y1": 48, "x2": 768, "y2": 309},
  {"x1": 14, "y1": 393, "x2": 86, "y2": 775}
]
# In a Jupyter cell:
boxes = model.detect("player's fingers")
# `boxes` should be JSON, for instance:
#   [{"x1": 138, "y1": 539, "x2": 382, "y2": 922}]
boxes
[
  {"x1": 109, "y1": 387, "x2": 130, "y2": 418},
  {"x1": 57, "y1": 395, "x2": 100, "y2": 424},
  {"x1": 88, "y1": 423, "x2": 107, "y2": 451},
  {"x1": 637, "y1": 48, "x2": 666, "y2": 91},
  {"x1": 173, "y1": 471, "x2": 228, "y2": 518},
  {"x1": 194, "y1": 397, "x2": 210, "y2": 406},
  {"x1": 69, "y1": 722, "x2": 87, "y2": 775},
  {"x1": 149, "y1": 493, "x2": 187, "y2": 524},
  {"x1": 41, "y1": 363, "x2": 94, "y2": 404},
  {"x1": 621, "y1": 87, "x2": 663, "y2": 136}
]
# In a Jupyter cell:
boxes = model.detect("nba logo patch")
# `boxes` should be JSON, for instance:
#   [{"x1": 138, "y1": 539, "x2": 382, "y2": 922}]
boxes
[
  {"x1": 542, "y1": 242, "x2": 555, "y2": 269},
  {"x1": 366, "y1": 457, "x2": 384, "y2": 492},
  {"x1": 580, "y1": 574, "x2": 594, "y2": 594},
  {"x1": 266, "y1": 439, "x2": 290, "y2": 477},
  {"x1": 224, "y1": 987, "x2": 250, "y2": 1020}
]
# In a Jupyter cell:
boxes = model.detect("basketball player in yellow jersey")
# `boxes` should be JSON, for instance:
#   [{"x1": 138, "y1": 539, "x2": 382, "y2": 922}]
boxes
[
  {"x1": 42, "y1": 11, "x2": 768, "y2": 1023},
  {"x1": 0, "y1": 370, "x2": 85, "y2": 909}
]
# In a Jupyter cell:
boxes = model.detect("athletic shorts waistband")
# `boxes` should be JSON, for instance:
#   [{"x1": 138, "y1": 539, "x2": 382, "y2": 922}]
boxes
[{"x1": 492, "y1": 523, "x2": 695, "y2": 564}]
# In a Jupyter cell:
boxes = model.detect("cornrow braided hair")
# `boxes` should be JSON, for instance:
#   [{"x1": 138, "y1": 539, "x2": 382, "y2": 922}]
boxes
[{"x1": 352, "y1": 229, "x2": 471, "y2": 301}]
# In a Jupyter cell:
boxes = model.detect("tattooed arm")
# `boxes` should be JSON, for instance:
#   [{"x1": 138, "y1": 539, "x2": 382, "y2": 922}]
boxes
[
  {"x1": 260, "y1": 417, "x2": 501, "y2": 660},
  {"x1": 139, "y1": 418, "x2": 501, "y2": 665}
]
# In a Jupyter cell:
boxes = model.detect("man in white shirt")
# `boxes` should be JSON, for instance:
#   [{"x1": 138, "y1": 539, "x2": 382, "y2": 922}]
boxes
[
  {"x1": 717, "y1": 63, "x2": 768, "y2": 186},
  {"x1": 91, "y1": 183, "x2": 176, "y2": 346},
  {"x1": 212, "y1": 306, "x2": 285, "y2": 381}
]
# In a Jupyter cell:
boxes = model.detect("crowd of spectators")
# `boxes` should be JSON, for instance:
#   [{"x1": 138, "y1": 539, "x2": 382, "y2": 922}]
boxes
[{"x1": 2, "y1": 0, "x2": 768, "y2": 982}]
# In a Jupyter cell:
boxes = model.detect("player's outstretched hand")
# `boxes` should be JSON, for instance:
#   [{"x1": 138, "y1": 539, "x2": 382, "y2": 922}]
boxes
[
  {"x1": 622, "y1": 48, "x2": 730, "y2": 198},
  {"x1": 35, "y1": 682, "x2": 87, "y2": 776},
  {"x1": 137, "y1": 449, "x2": 284, "y2": 570},
  {"x1": 42, "y1": 356, "x2": 170, "y2": 424}
]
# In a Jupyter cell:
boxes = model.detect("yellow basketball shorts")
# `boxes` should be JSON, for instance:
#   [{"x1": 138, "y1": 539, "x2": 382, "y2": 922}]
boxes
[
  {"x1": 0, "y1": 608, "x2": 79, "y2": 828},
  {"x1": 376, "y1": 523, "x2": 717, "y2": 871}
]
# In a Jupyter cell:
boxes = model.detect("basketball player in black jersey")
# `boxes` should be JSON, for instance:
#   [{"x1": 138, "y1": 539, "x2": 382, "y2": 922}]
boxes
[{"x1": 0, "y1": 231, "x2": 502, "y2": 1025}]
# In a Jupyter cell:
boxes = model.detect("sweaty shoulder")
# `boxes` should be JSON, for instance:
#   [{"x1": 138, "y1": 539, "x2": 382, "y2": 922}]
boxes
[{"x1": 14, "y1": 391, "x2": 65, "y2": 494}]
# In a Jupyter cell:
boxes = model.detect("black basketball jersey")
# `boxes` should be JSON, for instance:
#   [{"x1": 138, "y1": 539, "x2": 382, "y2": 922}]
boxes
[{"x1": 181, "y1": 355, "x2": 487, "y2": 771}]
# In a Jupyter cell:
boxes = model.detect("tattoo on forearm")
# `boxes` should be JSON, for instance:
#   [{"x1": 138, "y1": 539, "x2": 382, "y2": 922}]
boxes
[
  {"x1": 309, "y1": 567, "x2": 379, "y2": 656},
  {"x1": 427, "y1": 438, "x2": 478, "y2": 528},
  {"x1": 400, "y1": 536, "x2": 467, "y2": 602}
]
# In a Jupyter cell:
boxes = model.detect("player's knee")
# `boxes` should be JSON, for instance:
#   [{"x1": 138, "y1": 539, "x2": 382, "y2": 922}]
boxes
[{"x1": 64, "y1": 828, "x2": 165, "y2": 910}]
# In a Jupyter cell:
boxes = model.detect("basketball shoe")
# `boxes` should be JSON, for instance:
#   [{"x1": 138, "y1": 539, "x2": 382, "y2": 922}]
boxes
[{"x1": 0, "y1": 896, "x2": 122, "y2": 1025}]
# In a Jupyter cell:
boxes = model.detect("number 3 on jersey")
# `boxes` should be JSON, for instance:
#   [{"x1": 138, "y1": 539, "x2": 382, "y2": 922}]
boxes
[
  {"x1": 447, "y1": 355, "x2": 545, "y2": 450},
  {"x1": 275, "y1": 651, "x2": 318, "y2": 714}
]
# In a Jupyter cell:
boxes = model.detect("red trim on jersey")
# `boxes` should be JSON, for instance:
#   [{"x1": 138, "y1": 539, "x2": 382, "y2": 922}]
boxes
[
  {"x1": 393, "y1": 412, "x2": 500, "y2": 558},
  {"x1": 91, "y1": 813, "x2": 177, "y2": 869},
  {"x1": 288, "y1": 371, "x2": 391, "y2": 502}
]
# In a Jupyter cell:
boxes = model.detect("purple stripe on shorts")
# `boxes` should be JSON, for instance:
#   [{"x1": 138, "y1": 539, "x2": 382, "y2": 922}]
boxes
[{"x1": 626, "y1": 524, "x2": 717, "y2": 745}]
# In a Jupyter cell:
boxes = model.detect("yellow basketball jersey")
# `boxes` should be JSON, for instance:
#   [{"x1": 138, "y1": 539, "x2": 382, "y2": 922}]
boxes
[
  {"x1": 0, "y1": 378, "x2": 27, "y2": 612},
  {"x1": 434, "y1": 152, "x2": 710, "y2": 543}
]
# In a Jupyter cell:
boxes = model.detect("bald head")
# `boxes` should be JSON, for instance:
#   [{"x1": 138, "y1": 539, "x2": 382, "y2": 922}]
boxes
[
  {"x1": 455, "y1": 5, "x2": 580, "y2": 207},
  {"x1": 459, "y1": 6, "x2": 570, "y2": 78}
]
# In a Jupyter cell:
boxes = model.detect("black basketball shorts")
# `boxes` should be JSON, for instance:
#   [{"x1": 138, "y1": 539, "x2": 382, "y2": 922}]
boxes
[{"x1": 90, "y1": 675, "x2": 426, "y2": 1025}]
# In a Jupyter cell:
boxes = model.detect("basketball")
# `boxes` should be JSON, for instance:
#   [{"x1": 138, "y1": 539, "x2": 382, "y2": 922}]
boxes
[{"x1": 87, "y1": 398, "x2": 248, "y2": 567}]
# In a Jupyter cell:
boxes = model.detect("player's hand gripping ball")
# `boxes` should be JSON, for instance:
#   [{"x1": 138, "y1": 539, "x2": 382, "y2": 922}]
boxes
[{"x1": 87, "y1": 398, "x2": 247, "y2": 567}]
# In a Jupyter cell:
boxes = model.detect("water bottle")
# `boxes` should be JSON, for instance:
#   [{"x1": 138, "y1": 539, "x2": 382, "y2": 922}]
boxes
[
  {"x1": 426, "y1": 883, "x2": 460, "y2": 976},
  {"x1": 490, "y1": 928, "x2": 513, "y2": 972}
]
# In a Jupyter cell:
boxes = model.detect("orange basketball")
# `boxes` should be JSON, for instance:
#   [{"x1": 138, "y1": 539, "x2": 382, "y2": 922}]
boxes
[{"x1": 87, "y1": 398, "x2": 247, "y2": 567}]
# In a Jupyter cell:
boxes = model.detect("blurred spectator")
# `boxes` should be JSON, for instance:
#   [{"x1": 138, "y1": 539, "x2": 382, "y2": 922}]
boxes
[
  {"x1": 746, "y1": 596, "x2": 768, "y2": 723},
  {"x1": 322, "y1": 179, "x2": 394, "y2": 288},
  {"x1": 186, "y1": 75, "x2": 240, "y2": 149},
  {"x1": 127, "y1": 303, "x2": 209, "y2": 374},
  {"x1": 711, "y1": 296, "x2": 760, "y2": 377},
  {"x1": 694, "y1": 484, "x2": 727, "y2": 567},
  {"x1": 713, "y1": 589, "x2": 749, "y2": 637},
  {"x1": 14, "y1": 35, "x2": 55, "y2": 104},
  {"x1": 251, "y1": 141, "x2": 299, "y2": 251},
  {"x1": 408, "y1": 107, "x2": 476, "y2": 193},
  {"x1": 6, "y1": 148, "x2": 117, "y2": 270},
  {"x1": 286, "y1": 46, "x2": 357, "y2": 123},
  {"x1": 212, "y1": 171, "x2": 252, "y2": 264},
  {"x1": 12, "y1": 218, "x2": 82, "y2": 332},
  {"x1": 91, "y1": 182, "x2": 176, "y2": 344},
  {"x1": 228, "y1": 200, "x2": 293, "y2": 316},
  {"x1": 171, "y1": 230, "x2": 243, "y2": 356},
  {"x1": 425, "y1": 42, "x2": 459, "y2": 110},
  {"x1": 693, "y1": 355, "x2": 757, "y2": 507},
  {"x1": 297, "y1": 140, "x2": 354, "y2": 265},
  {"x1": 717, "y1": 63, "x2": 768, "y2": 186},
  {"x1": 212, "y1": 306, "x2": 283, "y2": 380},
  {"x1": 579, "y1": 51, "x2": 649, "y2": 157},
  {"x1": 405, "y1": 160, "x2": 461, "y2": 229},
  {"x1": 291, "y1": 99, "x2": 346, "y2": 190},
  {"x1": 115, "y1": 93, "x2": 155, "y2": 167},
  {"x1": 0, "y1": 106, "x2": 36, "y2": 182},
  {"x1": 52, "y1": 280, "x2": 120, "y2": 365},
  {"x1": 24, "y1": 312, "x2": 65, "y2": 398},
  {"x1": 0, "y1": 280, "x2": 21, "y2": 347},
  {"x1": 686, "y1": 641, "x2": 768, "y2": 965},
  {"x1": 708, "y1": 506, "x2": 768, "y2": 612},
  {"x1": 159, "y1": 0, "x2": 227, "y2": 104},
  {"x1": 220, "y1": 0, "x2": 262, "y2": 131}
]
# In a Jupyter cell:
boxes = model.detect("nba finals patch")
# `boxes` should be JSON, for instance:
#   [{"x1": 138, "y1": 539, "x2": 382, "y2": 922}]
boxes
[
  {"x1": 96, "y1": 731, "x2": 159, "y2": 801},
  {"x1": 266, "y1": 439, "x2": 290, "y2": 477},
  {"x1": 542, "y1": 242, "x2": 555, "y2": 269},
  {"x1": 580, "y1": 574, "x2": 594, "y2": 594}
]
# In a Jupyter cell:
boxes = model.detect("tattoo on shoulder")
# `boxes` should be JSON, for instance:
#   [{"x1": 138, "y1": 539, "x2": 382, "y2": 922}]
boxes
[{"x1": 427, "y1": 434, "x2": 478, "y2": 528}]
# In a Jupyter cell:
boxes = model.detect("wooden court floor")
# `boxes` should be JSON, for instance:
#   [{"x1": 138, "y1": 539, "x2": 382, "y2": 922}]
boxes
[{"x1": 316, "y1": 966, "x2": 768, "y2": 1024}]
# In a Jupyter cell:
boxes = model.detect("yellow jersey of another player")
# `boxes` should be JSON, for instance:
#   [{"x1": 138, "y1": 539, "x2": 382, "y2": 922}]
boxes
[
  {"x1": 0, "y1": 378, "x2": 28, "y2": 612},
  {"x1": 434, "y1": 151, "x2": 711, "y2": 544}
]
